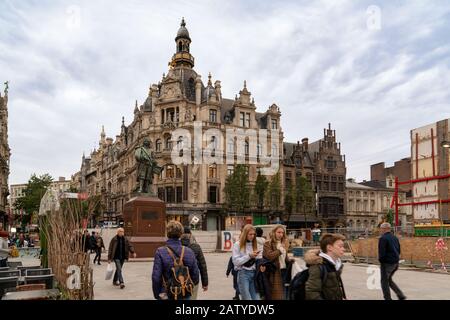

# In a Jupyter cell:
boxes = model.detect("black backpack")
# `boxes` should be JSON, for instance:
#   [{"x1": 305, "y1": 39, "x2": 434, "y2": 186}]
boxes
[
  {"x1": 163, "y1": 246, "x2": 195, "y2": 300},
  {"x1": 288, "y1": 265, "x2": 327, "y2": 300}
]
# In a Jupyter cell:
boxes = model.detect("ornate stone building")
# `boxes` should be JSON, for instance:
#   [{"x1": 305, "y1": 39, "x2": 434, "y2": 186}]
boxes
[
  {"x1": 283, "y1": 124, "x2": 347, "y2": 228},
  {"x1": 0, "y1": 83, "x2": 10, "y2": 230},
  {"x1": 73, "y1": 19, "x2": 284, "y2": 231}
]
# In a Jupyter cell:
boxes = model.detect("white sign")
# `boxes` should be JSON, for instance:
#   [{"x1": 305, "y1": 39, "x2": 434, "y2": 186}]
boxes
[{"x1": 221, "y1": 230, "x2": 241, "y2": 251}]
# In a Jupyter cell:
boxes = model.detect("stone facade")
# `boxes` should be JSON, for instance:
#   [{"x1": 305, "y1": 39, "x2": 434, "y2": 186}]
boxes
[
  {"x1": 282, "y1": 124, "x2": 347, "y2": 228},
  {"x1": 346, "y1": 179, "x2": 411, "y2": 232},
  {"x1": 0, "y1": 85, "x2": 10, "y2": 230},
  {"x1": 283, "y1": 124, "x2": 347, "y2": 228},
  {"x1": 73, "y1": 19, "x2": 284, "y2": 231}
]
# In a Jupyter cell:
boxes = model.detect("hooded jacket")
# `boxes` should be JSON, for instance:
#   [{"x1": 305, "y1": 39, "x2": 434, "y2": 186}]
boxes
[{"x1": 304, "y1": 249, "x2": 346, "y2": 300}]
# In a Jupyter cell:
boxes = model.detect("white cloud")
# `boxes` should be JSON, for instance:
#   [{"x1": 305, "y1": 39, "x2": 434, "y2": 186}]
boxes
[{"x1": 1, "y1": 0, "x2": 450, "y2": 184}]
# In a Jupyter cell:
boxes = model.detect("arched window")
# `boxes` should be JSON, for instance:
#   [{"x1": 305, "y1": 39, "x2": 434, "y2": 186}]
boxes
[
  {"x1": 272, "y1": 143, "x2": 278, "y2": 157},
  {"x1": 178, "y1": 41, "x2": 183, "y2": 52},
  {"x1": 245, "y1": 140, "x2": 249, "y2": 156},
  {"x1": 165, "y1": 136, "x2": 172, "y2": 150},
  {"x1": 176, "y1": 167, "x2": 183, "y2": 179},
  {"x1": 156, "y1": 139, "x2": 162, "y2": 152},
  {"x1": 227, "y1": 139, "x2": 235, "y2": 154},
  {"x1": 208, "y1": 164, "x2": 217, "y2": 178},
  {"x1": 166, "y1": 165, "x2": 174, "y2": 179}
]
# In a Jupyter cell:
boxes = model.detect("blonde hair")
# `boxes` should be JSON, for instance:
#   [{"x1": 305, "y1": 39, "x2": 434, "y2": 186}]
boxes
[
  {"x1": 269, "y1": 225, "x2": 286, "y2": 244},
  {"x1": 239, "y1": 224, "x2": 257, "y2": 251}
]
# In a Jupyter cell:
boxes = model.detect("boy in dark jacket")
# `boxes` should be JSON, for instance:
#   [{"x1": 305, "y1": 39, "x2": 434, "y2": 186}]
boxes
[
  {"x1": 181, "y1": 227, "x2": 208, "y2": 299},
  {"x1": 226, "y1": 256, "x2": 240, "y2": 300},
  {"x1": 378, "y1": 222, "x2": 406, "y2": 300},
  {"x1": 305, "y1": 234, "x2": 347, "y2": 300}
]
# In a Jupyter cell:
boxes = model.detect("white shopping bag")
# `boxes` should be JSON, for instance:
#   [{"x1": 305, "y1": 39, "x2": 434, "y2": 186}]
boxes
[{"x1": 105, "y1": 263, "x2": 114, "y2": 280}]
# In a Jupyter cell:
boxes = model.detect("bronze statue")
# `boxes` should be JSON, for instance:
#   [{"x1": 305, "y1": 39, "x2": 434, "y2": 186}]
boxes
[{"x1": 135, "y1": 138, "x2": 163, "y2": 194}]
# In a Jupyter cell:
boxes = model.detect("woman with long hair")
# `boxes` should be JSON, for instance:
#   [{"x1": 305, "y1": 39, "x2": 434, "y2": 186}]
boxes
[
  {"x1": 232, "y1": 224, "x2": 261, "y2": 300},
  {"x1": 263, "y1": 225, "x2": 293, "y2": 300}
]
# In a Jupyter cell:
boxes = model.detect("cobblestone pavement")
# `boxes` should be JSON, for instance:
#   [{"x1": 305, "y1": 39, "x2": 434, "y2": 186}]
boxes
[{"x1": 92, "y1": 252, "x2": 450, "y2": 300}]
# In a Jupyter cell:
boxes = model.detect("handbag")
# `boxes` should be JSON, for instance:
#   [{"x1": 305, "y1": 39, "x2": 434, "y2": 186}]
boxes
[{"x1": 105, "y1": 263, "x2": 114, "y2": 280}]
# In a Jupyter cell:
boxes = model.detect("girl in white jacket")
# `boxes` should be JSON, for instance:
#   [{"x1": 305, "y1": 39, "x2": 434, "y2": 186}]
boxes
[{"x1": 232, "y1": 224, "x2": 262, "y2": 300}]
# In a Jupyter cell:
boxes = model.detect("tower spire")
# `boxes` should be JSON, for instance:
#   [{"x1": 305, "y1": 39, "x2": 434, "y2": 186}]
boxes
[{"x1": 170, "y1": 18, "x2": 194, "y2": 68}]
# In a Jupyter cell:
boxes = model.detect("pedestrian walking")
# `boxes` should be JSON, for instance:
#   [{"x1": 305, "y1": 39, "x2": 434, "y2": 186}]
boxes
[
  {"x1": 256, "y1": 227, "x2": 266, "y2": 251},
  {"x1": 180, "y1": 226, "x2": 208, "y2": 299},
  {"x1": 263, "y1": 225, "x2": 294, "y2": 300},
  {"x1": 107, "y1": 228, "x2": 137, "y2": 289},
  {"x1": 378, "y1": 222, "x2": 406, "y2": 300},
  {"x1": 90, "y1": 231, "x2": 97, "y2": 254},
  {"x1": 93, "y1": 233, "x2": 105, "y2": 265},
  {"x1": 226, "y1": 256, "x2": 240, "y2": 300},
  {"x1": 152, "y1": 221, "x2": 199, "y2": 300},
  {"x1": 232, "y1": 224, "x2": 261, "y2": 300},
  {"x1": 305, "y1": 233, "x2": 347, "y2": 300},
  {"x1": 82, "y1": 230, "x2": 91, "y2": 253}
]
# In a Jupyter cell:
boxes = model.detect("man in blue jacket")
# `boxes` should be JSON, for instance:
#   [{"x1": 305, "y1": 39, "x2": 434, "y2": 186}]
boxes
[
  {"x1": 152, "y1": 221, "x2": 199, "y2": 300},
  {"x1": 378, "y1": 222, "x2": 406, "y2": 300}
]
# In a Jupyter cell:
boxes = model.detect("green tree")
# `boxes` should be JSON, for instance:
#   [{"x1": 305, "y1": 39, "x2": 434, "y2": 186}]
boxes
[
  {"x1": 223, "y1": 165, "x2": 250, "y2": 214},
  {"x1": 284, "y1": 180, "x2": 297, "y2": 214},
  {"x1": 14, "y1": 173, "x2": 53, "y2": 227},
  {"x1": 254, "y1": 172, "x2": 269, "y2": 210},
  {"x1": 296, "y1": 176, "x2": 316, "y2": 224},
  {"x1": 268, "y1": 172, "x2": 282, "y2": 212},
  {"x1": 386, "y1": 209, "x2": 394, "y2": 225}
]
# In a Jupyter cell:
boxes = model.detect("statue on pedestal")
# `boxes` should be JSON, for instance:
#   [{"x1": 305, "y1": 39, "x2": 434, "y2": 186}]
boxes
[{"x1": 134, "y1": 139, "x2": 163, "y2": 195}]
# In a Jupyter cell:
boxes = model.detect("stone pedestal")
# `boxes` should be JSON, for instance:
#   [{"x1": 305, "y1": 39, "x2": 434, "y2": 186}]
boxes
[{"x1": 123, "y1": 196, "x2": 167, "y2": 258}]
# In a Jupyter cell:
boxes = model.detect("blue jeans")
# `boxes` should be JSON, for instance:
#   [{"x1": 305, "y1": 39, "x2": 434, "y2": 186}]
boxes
[
  {"x1": 237, "y1": 269, "x2": 260, "y2": 300},
  {"x1": 113, "y1": 259, "x2": 125, "y2": 284}
]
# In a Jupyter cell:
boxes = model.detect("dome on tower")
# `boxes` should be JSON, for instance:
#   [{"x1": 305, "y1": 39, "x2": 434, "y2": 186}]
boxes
[{"x1": 176, "y1": 18, "x2": 190, "y2": 41}]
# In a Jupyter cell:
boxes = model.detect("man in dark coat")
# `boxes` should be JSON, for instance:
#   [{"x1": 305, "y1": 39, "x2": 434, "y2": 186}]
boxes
[
  {"x1": 180, "y1": 227, "x2": 208, "y2": 299},
  {"x1": 108, "y1": 228, "x2": 137, "y2": 289},
  {"x1": 226, "y1": 256, "x2": 240, "y2": 300},
  {"x1": 378, "y1": 222, "x2": 406, "y2": 300},
  {"x1": 152, "y1": 221, "x2": 199, "y2": 300}
]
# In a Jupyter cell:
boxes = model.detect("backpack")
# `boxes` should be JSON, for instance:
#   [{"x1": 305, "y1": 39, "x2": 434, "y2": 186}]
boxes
[
  {"x1": 163, "y1": 246, "x2": 195, "y2": 300},
  {"x1": 288, "y1": 265, "x2": 327, "y2": 300}
]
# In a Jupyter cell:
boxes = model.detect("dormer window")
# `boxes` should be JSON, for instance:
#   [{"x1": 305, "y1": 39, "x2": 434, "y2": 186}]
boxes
[
  {"x1": 209, "y1": 109, "x2": 217, "y2": 123},
  {"x1": 271, "y1": 119, "x2": 278, "y2": 129}
]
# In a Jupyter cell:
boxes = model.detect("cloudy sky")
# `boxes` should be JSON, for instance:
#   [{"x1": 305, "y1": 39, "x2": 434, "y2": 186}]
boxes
[{"x1": 1, "y1": 0, "x2": 450, "y2": 185}]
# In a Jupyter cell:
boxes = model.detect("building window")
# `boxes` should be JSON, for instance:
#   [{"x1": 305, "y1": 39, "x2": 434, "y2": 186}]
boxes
[
  {"x1": 246, "y1": 113, "x2": 250, "y2": 128},
  {"x1": 176, "y1": 167, "x2": 182, "y2": 179},
  {"x1": 176, "y1": 186, "x2": 183, "y2": 203},
  {"x1": 166, "y1": 187, "x2": 174, "y2": 203},
  {"x1": 271, "y1": 144, "x2": 278, "y2": 157},
  {"x1": 257, "y1": 143, "x2": 262, "y2": 157},
  {"x1": 227, "y1": 139, "x2": 235, "y2": 154},
  {"x1": 271, "y1": 119, "x2": 277, "y2": 130},
  {"x1": 209, "y1": 109, "x2": 217, "y2": 123},
  {"x1": 209, "y1": 186, "x2": 218, "y2": 204},
  {"x1": 240, "y1": 112, "x2": 245, "y2": 127},
  {"x1": 245, "y1": 140, "x2": 249, "y2": 156},
  {"x1": 158, "y1": 188, "x2": 165, "y2": 201},
  {"x1": 227, "y1": 165, "x2": 234, "y2": 176},
  {"x1": 208, "y1": 164, "x2": 217, "y2": 178},
  {"x1": 166, "y1": 165, "x2": 174, "y2": 178},
  {"x1": 156, "y1": 139, "x2": 162, "y2": 152},
  {"x1": 165, "y1": 136, "x2": 172, "y2": 150}
]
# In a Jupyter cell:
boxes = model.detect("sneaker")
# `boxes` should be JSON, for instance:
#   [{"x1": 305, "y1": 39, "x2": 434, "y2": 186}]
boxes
[
  {"x1": 97, "y1": 262, "x2": 101, "y2": 265},
  {"x1": 120, "y1": 283, "x2": 125, "y2": 289},
  {"x1": 113, "y1": 282, "x2": 120, "y2": 286},
  {"x1": 399, "y1": 296, "x2": 407, "y2": 300}
]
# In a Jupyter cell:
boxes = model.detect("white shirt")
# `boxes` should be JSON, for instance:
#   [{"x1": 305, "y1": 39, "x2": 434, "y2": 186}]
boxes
[
  {"x1": 319, "y1": 252, "x2": 342, "y2": 271},
  {"x1": 276, "y1": 241, "x2": 287, "y2": 269},
  {"x1": 232, "y1": 241, "x2": 262, "y2": 271}
]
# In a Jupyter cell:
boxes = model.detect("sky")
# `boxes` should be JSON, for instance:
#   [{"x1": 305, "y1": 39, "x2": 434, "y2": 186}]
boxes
[{"x1": 1, "y1": 0, "x2": 450, "y2": 185}]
